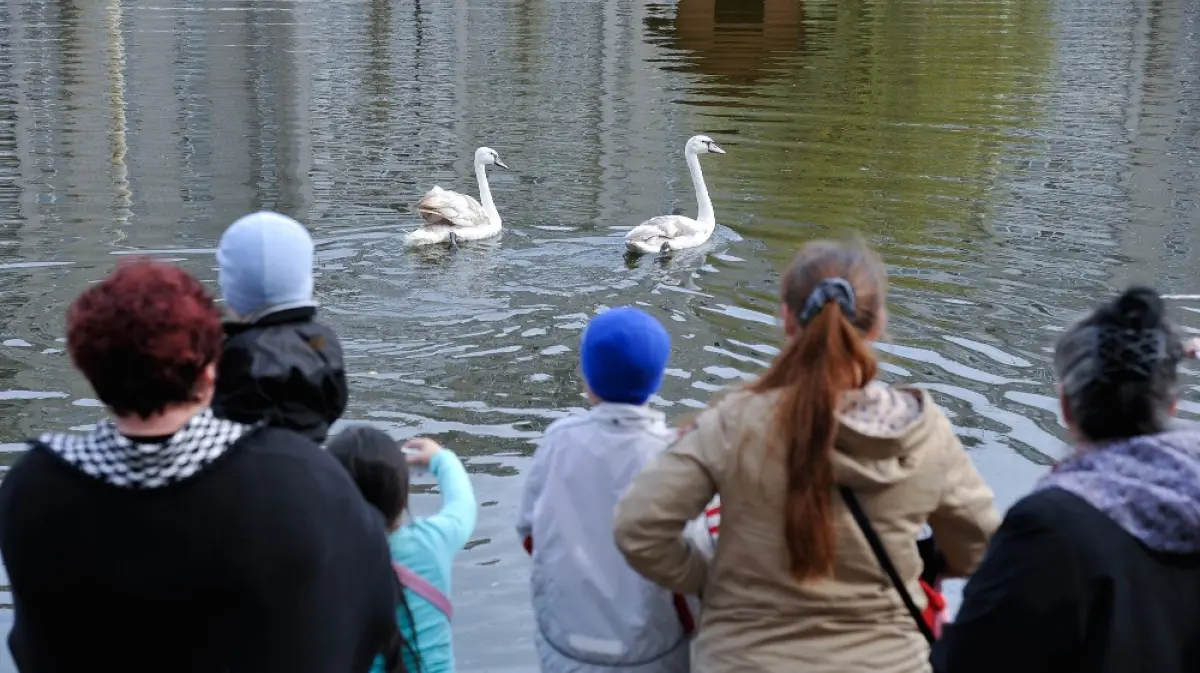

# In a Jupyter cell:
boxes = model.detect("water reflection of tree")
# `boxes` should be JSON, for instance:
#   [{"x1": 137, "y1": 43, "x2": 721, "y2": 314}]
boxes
[
  {"x1": 645, "y1": 0, "x2": 803, "y2": 88},
  {"x1": 1116, "y1": 0, "x2": 1199, "y2": 281},
  {"x1": 651, "y1": 0, "x2": 1052, "y2": 285},
  {"x1": 0, "y1": 1, "x2": 20, "y2": 259},
  {"x1": 364, "y1": 0, "x2": 394, "y2": 148},
  {"x1": 0, "y1": 1, "x2": 22, "y2": 443}
]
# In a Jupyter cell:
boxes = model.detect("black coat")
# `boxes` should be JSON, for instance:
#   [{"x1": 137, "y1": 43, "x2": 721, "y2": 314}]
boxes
[
  {"x1": 0, "y1": 424, "x2": 398, "y2": 673},
  {"x1": 212, "y1": 307, "x2": 347, "y2": 443},
  {"x1": 932, "y1": 487, "x2": 1200, "y2": 673}
]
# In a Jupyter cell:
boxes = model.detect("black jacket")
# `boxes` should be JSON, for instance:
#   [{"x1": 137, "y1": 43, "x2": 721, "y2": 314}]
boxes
[
  {"x1": 0, "y1": 417, "x2": 398, "y2": 673},
  {"x1": 212, "y1": 306, "x2": 347, "y2": 443},
  {"x1": 932, "y1": 488, "x2": 1200, "y2": 673}
]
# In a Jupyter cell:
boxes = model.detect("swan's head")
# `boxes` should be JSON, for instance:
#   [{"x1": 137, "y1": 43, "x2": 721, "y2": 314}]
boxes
[
  {"x1": 474, "y1": 147, "x2": 509, "y2": 170},
  {"x1": 687, "y1": 135, "x2": 725, "y2": 155}
]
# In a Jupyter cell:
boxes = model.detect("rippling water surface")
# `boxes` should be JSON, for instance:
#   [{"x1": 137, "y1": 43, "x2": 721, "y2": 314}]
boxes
[{"x1": 1, "y1": 0, "x2": 1199, "y2": 668}]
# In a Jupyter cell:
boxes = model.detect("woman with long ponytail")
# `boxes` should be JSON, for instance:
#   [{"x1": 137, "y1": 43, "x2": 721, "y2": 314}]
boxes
[{"x1": 615, "y1": 239, "x2": 999, "y2": 673}]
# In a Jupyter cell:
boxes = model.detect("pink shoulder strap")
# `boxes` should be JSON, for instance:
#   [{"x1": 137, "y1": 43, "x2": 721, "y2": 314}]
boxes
[{"x1": 393, "y1": 563, "x2": 453, "y2": 620}]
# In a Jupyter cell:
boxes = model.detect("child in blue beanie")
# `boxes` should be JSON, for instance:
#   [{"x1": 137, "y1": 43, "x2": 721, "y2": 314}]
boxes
[
  {"x1": 516, "y1": 307, "x2": 706, "y2": 673},
  {"x1": 577, "y1": 306, "x2": 672, "y2": 405},
  {"x1": 211, "y1": 211, "x2": 348, "y2": 443}
]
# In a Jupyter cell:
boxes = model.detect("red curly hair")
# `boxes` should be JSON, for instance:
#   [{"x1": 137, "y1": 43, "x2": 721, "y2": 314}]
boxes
[{"x1": 67, "y1": 258, "x2": 223, "y2": 419}]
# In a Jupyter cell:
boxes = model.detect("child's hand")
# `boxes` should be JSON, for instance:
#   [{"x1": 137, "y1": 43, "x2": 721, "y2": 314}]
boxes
[
  {"x1": 402, "y1": 437, "x2": 443, "y2": 467},
  {"x1": 1185, "y1": 338, "x2": 1200, "y2": 359}
]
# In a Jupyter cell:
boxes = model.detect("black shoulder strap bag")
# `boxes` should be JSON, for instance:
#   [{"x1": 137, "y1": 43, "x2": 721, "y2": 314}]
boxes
[{"x1": 839, "y1": 486, "x2": 937, "y2": 645}]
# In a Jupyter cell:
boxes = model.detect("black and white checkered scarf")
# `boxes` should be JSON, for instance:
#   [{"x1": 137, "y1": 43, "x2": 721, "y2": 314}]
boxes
[{"x1": 38, "y1": 409, "x2": 252, "y2": 489}]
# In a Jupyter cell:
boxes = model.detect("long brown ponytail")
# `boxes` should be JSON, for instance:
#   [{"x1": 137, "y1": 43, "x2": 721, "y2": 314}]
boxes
[{"x1": 748, "y1": 239, "x2": 886, "y2": 581}]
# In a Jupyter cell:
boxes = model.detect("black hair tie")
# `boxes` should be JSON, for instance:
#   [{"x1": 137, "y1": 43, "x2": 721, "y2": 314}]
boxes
[
  {"x1": 797, "y1": 277, "x2": 857, "y2": 326},
  {"x1": 1094, "y1": 325, "x2": 1168, "y2": 382}
]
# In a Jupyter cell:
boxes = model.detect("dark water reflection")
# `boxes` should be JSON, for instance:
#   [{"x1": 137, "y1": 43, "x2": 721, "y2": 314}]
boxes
[{"x1": 1, "y1": 0, "x2": 1199, "y2": 668}]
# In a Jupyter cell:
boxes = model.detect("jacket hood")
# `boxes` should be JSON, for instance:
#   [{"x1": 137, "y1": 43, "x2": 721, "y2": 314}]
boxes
[
  {"x1": 217, "y1": 210, "x2": 316, "y2": 319},
  {"x1": 223, "y1": 305, "x2": 317, "y2": 333},
  {"x1": 834, "y1": 383, "x2": 942, "y2": 490},
  {"x1": 1036, "y1": 429, "x2": 1200, "y2": 554},
  {"x1": 211, "y1": 317, "x2": 347, "y2": 443},
  {"x1": 587, "y1": 402, "x2": 671, "y2": 430},
  {"x1": 710, "y1": 382, "x2": 944, "y2": 491}
]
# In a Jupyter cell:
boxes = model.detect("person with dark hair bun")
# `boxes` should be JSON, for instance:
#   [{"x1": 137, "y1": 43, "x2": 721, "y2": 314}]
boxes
[
  {"x1": 0, "y1": 258, "x2": 408, "y2": 673},
  {"x1": 933, "y1": 286, "x2": 1200, "y2": 673}
]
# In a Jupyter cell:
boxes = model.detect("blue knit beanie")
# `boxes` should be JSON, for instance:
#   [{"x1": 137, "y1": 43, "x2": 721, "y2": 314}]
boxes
[
  {"x1": 580, "y1": 307, "x2": 671, "y2": 405},
  {"x1": 217, "y1": 211, "x2": 317, "y2": 319}
]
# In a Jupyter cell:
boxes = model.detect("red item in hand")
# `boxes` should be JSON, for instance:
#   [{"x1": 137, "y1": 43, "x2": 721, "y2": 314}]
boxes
[
  {"x1": 672, "y1": 594, "x2": 695, "y2": 635},
  {"x1": 919, "y1": 579, "x2": 947, "y2": 638}
]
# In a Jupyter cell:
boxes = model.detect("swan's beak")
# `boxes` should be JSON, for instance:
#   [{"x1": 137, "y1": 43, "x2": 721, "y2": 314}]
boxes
[
  {"x1": 709, "y1": 143, "x2": 726, "y2": 154},
  {"x1": 494, "y1": 159, "x2": 510, "y2": 170}
]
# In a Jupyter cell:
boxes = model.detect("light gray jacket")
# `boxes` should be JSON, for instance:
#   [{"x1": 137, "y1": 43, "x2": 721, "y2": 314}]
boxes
[{"x1": 517, "y1": 403, "x2": 707, "y2": 673}]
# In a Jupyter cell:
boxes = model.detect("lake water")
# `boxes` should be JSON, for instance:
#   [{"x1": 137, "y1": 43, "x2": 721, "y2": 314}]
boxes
[{"x1": 0, "y1": 0, "x2": 1198, "y2": 669}]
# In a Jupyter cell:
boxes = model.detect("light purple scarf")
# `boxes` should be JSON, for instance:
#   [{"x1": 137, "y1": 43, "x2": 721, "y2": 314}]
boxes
[{"x1": 1036, "y1": 429, "x2": 1200, "y2": 554}]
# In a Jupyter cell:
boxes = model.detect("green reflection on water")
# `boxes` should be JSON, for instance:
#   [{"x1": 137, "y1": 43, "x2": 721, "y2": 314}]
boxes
[{"x1": 647, "y1": 0, "x2": 1054, "y2": 296}]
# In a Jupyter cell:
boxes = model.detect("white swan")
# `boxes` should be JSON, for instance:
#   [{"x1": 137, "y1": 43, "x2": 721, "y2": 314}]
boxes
[
  {"x1": 405, "y1": 146, "x2": 508, "y2": 249},
  {"x1": 625, "y1": 135, "x2": 726, "y2": 254}
]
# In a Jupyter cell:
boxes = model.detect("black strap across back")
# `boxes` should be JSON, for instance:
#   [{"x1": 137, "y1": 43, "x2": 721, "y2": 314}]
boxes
[{"x1": 839, "y1": 486, "x2": 937, "y2": 645}]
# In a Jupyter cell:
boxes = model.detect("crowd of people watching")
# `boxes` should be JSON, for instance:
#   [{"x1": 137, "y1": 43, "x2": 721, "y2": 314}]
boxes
[{"x1": 0, "y1": 212, "x2": 1194, "y2": 673}]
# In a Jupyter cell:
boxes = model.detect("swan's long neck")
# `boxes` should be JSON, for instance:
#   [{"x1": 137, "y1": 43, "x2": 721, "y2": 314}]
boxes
[
  {"x1": 475, "y1": 161, "x2": 500, "y2": 224},
  {"x1": 686, "y1": 149, "x2": 715, "y2": 225}
]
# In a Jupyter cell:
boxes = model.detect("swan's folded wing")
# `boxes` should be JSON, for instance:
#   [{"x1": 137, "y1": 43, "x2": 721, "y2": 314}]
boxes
[
  {"x1": 415, "y1": 188, "x2": 487, "y2": 227},
  {"x1": 668, "y1": 217, "x2": 709, "y2": 237},
  {"x1": 625, "y1": 215, "x2": 689, "y2": 242}
]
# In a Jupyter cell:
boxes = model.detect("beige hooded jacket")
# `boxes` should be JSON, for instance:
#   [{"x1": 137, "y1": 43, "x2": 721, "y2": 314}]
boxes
[{"x1": 613, "y1": 383, "x2": 999, "y2": 673}]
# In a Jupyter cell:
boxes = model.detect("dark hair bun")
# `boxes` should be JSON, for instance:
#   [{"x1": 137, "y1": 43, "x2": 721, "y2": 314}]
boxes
[{"x1": 1105, "y1": 286, "x2": 1165, "y2": 330}]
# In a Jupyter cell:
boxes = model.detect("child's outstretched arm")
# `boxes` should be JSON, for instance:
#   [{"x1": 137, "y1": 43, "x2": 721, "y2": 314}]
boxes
[
  {"x1": 515, "y1": 440, "x2": 552, "y2": 554},
  {"x1": 406, "y1": 438, "x2": 478, "y2": 554}
]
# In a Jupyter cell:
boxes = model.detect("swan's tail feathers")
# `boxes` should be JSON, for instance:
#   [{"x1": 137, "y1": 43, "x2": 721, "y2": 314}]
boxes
[
  {"x1": 404, "y1": 226, "x2": 451, "y2": 247},
  {"x1": 415, "y1": 186, "x2": 451, "y2": 221},
  {"x1": 625, "y1": 238, "x2": 663, "y2": 255},
  {"x1": 417, "y1": 208, "x2": 450, "y2": 225},
  {"x1": 414, "y1": 188, "x2": 435, "y2": 211}
]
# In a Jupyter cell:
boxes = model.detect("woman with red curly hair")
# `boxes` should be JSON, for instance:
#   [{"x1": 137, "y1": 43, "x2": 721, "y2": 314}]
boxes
[{"x1": 0, "y1": 259, "x2": 412, "y2": 673}]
